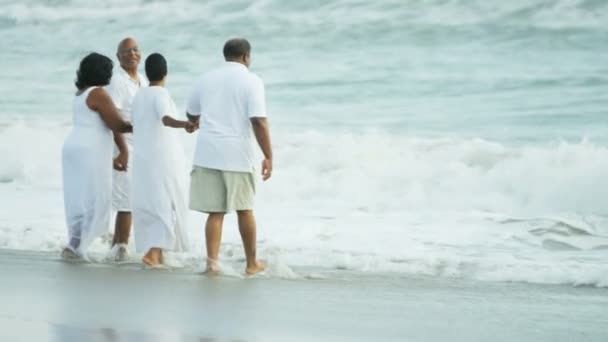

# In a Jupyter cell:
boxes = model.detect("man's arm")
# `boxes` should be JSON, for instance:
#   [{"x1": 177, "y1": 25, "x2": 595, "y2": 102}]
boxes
[
  {"x1": 112, "y1": 132, "x2": 129, "y2": 171},
  {"x1": 186, "y1": 80, "x2": 202, "y2": 128},
  {"x1": 250, "y1": 117, "x2": 272, "y2": 181}
]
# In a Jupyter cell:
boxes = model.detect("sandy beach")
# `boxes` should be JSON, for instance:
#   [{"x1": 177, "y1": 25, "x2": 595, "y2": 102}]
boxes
[{"x1": 0, "y1": 248, "x2": 606, "y2": 342}]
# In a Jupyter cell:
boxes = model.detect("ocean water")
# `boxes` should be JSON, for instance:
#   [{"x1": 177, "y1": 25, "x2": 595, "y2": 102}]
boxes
[{"x1": 1, "y1": 0, "x2": 608, "y2": 286}]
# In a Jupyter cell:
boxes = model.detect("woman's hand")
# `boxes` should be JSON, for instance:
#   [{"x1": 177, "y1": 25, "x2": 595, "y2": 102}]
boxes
[{"x1": 185, "y1": 121, "x2": 198, "y2": 133}]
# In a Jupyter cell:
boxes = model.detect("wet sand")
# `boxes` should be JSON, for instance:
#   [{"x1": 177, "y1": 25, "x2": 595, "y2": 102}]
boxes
[{"x1": 0, "y1": 249, "x2": 607, "y2": 341}]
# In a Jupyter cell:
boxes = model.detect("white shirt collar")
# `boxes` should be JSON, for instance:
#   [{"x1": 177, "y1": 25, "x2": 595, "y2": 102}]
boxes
[
  {"x1": 117, "y1": 66, "x2": 143, "y2": 85},
  {"x1": 225, "y1": 61, "x2": 248, "y2": 71}
]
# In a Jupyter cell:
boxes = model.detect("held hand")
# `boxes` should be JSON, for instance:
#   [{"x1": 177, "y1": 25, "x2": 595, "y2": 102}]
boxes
[
  {"x1": 184, "y1": 121, "x2": 197, "y2": 133},
  {"x1": 261, "y1": 158, "x2": 272, "y2": 181},
  {"x1": 113, "y1": 152, "x2": 129, "y2": 171}
]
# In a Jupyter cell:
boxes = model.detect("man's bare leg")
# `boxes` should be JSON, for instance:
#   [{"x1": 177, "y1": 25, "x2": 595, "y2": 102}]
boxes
[
  {"x1": 110, "y1": 212, "x2": 131, "y2": 261},
  {"x1": 237, "y1": 210, "x2": 265, "y2": 275},
  {"x1": 205, "y1": 212, "x2": 225, "y2": 273},
  {"x1": 112, "y1": 212, "x2": 132, "y2": 245}
]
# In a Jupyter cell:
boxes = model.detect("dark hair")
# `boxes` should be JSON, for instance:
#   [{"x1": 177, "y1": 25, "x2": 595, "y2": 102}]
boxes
[
  {"x1": 145, "y1": 53, "x2": 167, "y2": 82},
  {"x1": 75, "y1": 52, "x2": 113, "y2": 90},
  {"x1": 223, "y1": 38, "x2": 251, "y2": 60}
]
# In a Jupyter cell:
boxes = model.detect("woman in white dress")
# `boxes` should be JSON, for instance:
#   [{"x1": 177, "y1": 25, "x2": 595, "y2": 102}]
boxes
[
  {"x1": 61, "y1": 52, "x2": 133, "y2": 259},
  {"x1": 131, "y1": 53, "x2": 193, "y2": 267}
]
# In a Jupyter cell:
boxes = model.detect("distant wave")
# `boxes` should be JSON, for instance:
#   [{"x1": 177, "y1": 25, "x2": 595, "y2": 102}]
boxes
[{"x1": 1, "y1": 0, "x2": 607, "y2": 30}]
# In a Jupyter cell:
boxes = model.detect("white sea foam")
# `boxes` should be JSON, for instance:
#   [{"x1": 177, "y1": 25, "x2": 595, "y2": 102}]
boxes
[
  {"x1": 1, "y1": 0, "x2": 607, "y2": 287},
  {"x1": 1, "y1": 122, "x2": 608, "y2": 286}
]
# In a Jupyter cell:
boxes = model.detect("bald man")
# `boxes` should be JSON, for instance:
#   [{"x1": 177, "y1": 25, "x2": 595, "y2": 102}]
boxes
[
  {"x1": 106, "y1": 37, "x2": 149, "y2": 261},
  {"x1": 187, "y1": 38, "x2": 271, "y2": 276}
]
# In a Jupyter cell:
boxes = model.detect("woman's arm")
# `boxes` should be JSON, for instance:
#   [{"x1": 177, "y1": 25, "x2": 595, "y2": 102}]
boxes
[
  {"x1": 86, "y1": 87, "x2": 132, "y2": 133},
  {"x1": 162, "y1": 115, "x2": 197, "y2": 133},
  {"x1": 86, "y1": 87, "x2": 131, "y2": 170}
]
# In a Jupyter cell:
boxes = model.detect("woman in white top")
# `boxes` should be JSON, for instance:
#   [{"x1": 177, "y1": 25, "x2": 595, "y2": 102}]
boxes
[
  {"x1": 131, "y1": 53, "x2": 194, "y2": 267},
  {"x1": 61, "y1": 52, "x2": 132, "y2": 259}
]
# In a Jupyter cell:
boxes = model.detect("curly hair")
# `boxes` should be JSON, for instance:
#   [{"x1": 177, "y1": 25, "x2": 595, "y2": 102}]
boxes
[{"x1": 75, "y1": 52, "x2": 113, "y2": 90}]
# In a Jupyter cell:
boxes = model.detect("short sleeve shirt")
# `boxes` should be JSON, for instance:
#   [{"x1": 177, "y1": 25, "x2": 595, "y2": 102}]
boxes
[
  {"x1": 106, "y1": 67, "x2": 148, "y2": 143},
  {"x1": 187, "y1": 62, "x2": 267, "y2": 172}
]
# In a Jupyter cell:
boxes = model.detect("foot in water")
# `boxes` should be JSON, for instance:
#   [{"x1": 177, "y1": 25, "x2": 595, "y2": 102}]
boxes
[
  {"x1": 245, "y1": 260, "x2": 266, "y2": 276},
  {"x1": 203, "y1": 258, "x2": 221, "y2": 275},
  {"x1": 142, "y1": 248, "x2": 164, "y2": 269},
  {"x1": 142, "y1": 262, "x2": 168, "y2": 270},
  {"x1": 108, "y1": 243, "x2": 129, "y2": 262},
  {"x1": 61, "y1": 246, "x2": 82, "y2": 260}
]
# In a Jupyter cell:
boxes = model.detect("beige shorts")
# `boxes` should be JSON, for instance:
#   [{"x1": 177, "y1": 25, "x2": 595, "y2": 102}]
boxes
[{"x1": 189, "y1": 166, "x2": 256, "y2": 213}]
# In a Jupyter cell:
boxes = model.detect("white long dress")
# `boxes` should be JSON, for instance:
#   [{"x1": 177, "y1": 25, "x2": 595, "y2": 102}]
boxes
[
  {"x1": 61, "y1": 86, "x2": 113, "y2": 255},
  {"x1": 131, "y1": 86, "x2": 189, "y2": 253}
]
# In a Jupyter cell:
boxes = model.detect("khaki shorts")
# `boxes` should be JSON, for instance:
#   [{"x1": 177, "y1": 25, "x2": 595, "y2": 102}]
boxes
[{"x1": 189, "y1": 166, "x2": 256, "y2": 213}]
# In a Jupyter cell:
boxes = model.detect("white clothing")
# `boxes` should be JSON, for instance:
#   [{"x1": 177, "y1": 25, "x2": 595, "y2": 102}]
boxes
[
  {"x1": 187, "y1": 62, "x2": 267, "y2": 172},
  {"x1": 106, "y1": 67, "x2": 148, "y2": 127},
  {"x1": 106, "y1": 67, "x2": 148, "y2": 211},
  {"x1": 61, "y1": 87, "x2": 113, "y2": 255},
  {"x1": 111, "y1": 159, "x2": 131, "y2": 211},
  {"x1": 131, "y1": 86, "x2": 190, "y2": 253}
]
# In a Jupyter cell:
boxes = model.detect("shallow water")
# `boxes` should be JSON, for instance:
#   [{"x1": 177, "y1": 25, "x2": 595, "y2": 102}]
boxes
[{"x1": 1, "y1": 0, "x2": 608, "y2": 286}]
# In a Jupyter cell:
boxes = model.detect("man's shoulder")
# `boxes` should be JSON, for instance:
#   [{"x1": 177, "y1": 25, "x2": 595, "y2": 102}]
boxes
[
  {"x1": 247, "y1": 72, "x2": 264, "y2": 86},
  {"x1": 107, "y1": 71, "x2": 127, "y2": 90},
  {"x1": 138, "y1": 72, "x2": 149, "y2": 86},
  {"x1": 106, "y1": 74, "x2": 126, "y2": 101}
]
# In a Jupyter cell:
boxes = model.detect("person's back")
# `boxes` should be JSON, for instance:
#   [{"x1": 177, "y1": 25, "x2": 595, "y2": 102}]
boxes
[
  {"x1": 61, "y1": 52, "x2": 132, "y2": 259},
  {"x1": 186, "y1": 38, "x2": 272, "y2": 276},
  {"x1": 71, "y1": 87, "x2": 111, "y2": 136},
  {"x1": 190, "y1": 62, "x2": 265, "y2": 172},
  {"x1": 131, "y1": 53, "x2": 193, "y2": 268},
  {"x1": 132, "y1": 86, "x2": 181, "y2": 163}
]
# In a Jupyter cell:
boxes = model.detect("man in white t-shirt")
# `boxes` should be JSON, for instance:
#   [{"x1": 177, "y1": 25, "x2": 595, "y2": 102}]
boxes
[
  {"x1": 187, "y1": 38, "x2": 273, "y2": 276},
  {"x1": 105, "y1": 37, "x2": 149, "y2": 261}
]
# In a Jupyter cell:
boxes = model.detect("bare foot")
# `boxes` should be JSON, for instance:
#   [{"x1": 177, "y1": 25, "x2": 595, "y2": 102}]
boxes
[
  {"x1": 114, "y1": 243, "x2": 129, "y2": 262},
  {"x1": 142, "y1": 248, "x2": 163, "y2": 268},
  {"x1": 203, "y1": 259, "x2": 221, "y2": 276},
  {"x1": 245, "y1": 260, "x2": 266, "y2": 276},
  {"x1": 142, "y1": 257, "x2": 168, "y2": 270},
  {"x1": 142, "y1": 256, "x2": 157, "y2": 266},
  {"x1": 61, "y1": 246, "x2": 82, "y2": 260}
]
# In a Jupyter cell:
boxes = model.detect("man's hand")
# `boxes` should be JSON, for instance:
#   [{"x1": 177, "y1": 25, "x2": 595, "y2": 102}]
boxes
[
  {"x1": 113, "y1": 152, "x2": 128, "y2": 171},
  {"x1": 261, "y1": 158, "x2": 272, "y2": 181}
]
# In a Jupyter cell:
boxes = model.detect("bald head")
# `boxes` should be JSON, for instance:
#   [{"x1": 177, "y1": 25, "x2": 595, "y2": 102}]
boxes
[
  {"x1": 117, "y1": 37, "x2": 137, "y2": 52},
  {"x1": 116, "y1": 37, "x2": 141, "y2": 73},
  {"x1": 223, "y1": 38, "x2": 251, "y2": 67}
]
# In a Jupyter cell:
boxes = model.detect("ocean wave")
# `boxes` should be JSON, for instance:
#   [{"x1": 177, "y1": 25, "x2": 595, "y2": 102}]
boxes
[
  {"x1": 1, "y1": 0, "x2": 607, "y2": 30},
  {"x1": 1, "y1": 122, "x2": 608, "y2": 286},
  {"x1": 2, "y1": 223, "x2": 607, "y2": 287},
  {"x1": 3, "y1": 122, "x2": 608, "y2": 216}
]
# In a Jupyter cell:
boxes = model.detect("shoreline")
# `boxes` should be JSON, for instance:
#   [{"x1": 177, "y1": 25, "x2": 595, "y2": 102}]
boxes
[{"x1": 1, "y1": 248, "x2": 607, "y2": 341}]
